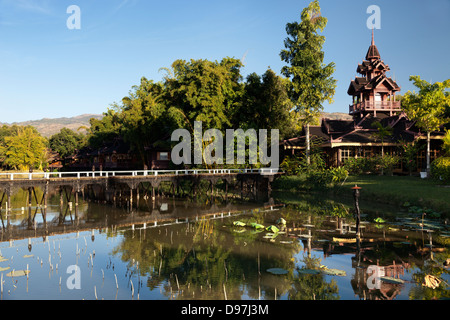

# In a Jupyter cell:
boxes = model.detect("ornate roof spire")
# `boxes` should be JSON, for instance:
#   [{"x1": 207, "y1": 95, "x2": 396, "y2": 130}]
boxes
[
  {"x1": 366, "y1": 29, "x2": 380, "y2": 60},
  {"x1": 372, "y1": 28, "x2": 375, "y2": 46}
]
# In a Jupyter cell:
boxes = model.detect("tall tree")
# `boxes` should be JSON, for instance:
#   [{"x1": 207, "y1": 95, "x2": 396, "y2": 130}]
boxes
[
  {"x1": 280, "y1": 0, "x2": 336, "y2": 164},
  {"x1": 49, "y1": 128, "x2": 86, "y2": 159},
  {"x1": 402, "y1": 76, "x2": 450, "y2": 176},
  {"x1": 236, "y1": 69, "x2": 295, "y2": 139},
  {"x1": 371, "y1": 121, "x2": 393, "y2": 158},
  {"x1": 165, "y1": 57, "x2": 244, "y2": 131},
  {"x1": 0, "y1": 126, "x2": 47, "y2": 171},
  {"x1": 115, "y1": 77, "x2": 172, "y2": 165},
  {"x1": 371, "y1": 121, "x2": 393, "y2": 175}
]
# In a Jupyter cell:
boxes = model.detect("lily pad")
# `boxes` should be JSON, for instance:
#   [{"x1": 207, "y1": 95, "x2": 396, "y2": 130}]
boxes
[
  {"x1": 374, "y1": 217, "x2": 386, "y2": 224},
  {"x1": 6, "y1": 270, "x2": 30, "y2": 277},
  {"x1": 266, "y1": 268, "x2": 288, "y2": 275},
  {"x1": 249, "y1": 222, "x2": 265, "y2": 230},
  {"x1": 276, "y1": 218, "x2": 286, "y2": 225},
  {"x1": 0, "y1": 256, "x2": 8, "y2": 263},
  {"x1": 266, "y1": 225, "x2": 279, "y2": 233},
  {"x1": 321, "y1": 267, "x2": 346, "y2": 276},
  {"x1": 233, "y1": 221, "x2": 246, "y2": 227},
  {"x1": 23, "y1": 254, "x2": 34, "y2": 259},
  {"x1": 0, "y1": 266, "x2": 10, "y2": 272}
]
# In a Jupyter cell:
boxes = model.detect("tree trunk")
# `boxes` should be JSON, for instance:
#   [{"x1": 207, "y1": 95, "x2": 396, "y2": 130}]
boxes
[
  {"x1": 306, "y1": 124, "x2": 311, "y2": 165},
  {"x1": 426, "y1": 131, "x2": 431, "y2": 177}
]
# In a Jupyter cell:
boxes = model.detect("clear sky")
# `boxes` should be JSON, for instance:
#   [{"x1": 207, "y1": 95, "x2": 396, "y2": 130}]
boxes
[{"x1": 0, "y1": 0, "x2": 449, "y2": 123}]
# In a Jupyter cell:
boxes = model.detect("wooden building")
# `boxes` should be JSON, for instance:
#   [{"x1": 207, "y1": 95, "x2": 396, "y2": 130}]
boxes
[
  {"x1": 67, "y1": 137, "x2": 172, "y2": 171},
  {"x1": 283, "y1": 32, "x2": 445, "y2": 173}
]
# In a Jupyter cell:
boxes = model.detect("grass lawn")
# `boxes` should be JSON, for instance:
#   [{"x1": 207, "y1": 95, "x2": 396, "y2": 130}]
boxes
[
  {"x1": 273, "y1": 174, "x2": 450, "y2": 217},
  {"x1": 340, "y1": 175, "x2": 450, "y2": 216}
]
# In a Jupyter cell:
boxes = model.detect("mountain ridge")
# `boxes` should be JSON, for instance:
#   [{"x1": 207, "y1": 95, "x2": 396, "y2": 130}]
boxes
[{"x1": 0, "y1": 114, "x2": 104, "y2": 138}]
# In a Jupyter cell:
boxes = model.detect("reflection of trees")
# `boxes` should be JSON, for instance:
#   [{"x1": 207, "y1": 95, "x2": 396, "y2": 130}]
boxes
[
  {"x1": 289, "y1": 255, "x2": 340, "y2": 300},
  {"x1": 111, "y1": 216, "x2": 303, "y2": 300},
  {"x1": 408, "y1": 250, "x2": 450, "y2": 300}
]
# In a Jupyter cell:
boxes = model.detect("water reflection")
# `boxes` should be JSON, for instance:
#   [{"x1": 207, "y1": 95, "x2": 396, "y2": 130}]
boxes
[{"x1": 0, "y1": 188, "x2": 448, "y2": 300}]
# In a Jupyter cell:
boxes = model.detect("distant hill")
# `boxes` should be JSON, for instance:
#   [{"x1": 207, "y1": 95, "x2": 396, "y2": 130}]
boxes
[
  {"x1": 0, "y1": 114, "x2": 103, "y2": 138},
  {"x1": 320, "y1": 112, "x2": 352, "y2": 121},
  {"x1": 0, "y1": 112, "x2": 352, "y2": 138}
]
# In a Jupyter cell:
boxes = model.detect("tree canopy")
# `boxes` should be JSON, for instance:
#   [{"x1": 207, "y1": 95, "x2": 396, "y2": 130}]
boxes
[
  {"x1": 83, "y1": 57, "x2": 296, "y2": 168},
  {"x1": 0, "y1": 125, "x2": 48, "y2": 171},
  {"x1": 280, "y1": 0, "x2": 336, "y2": 119},
  {"x1": 49, "y1": 128, "x2": 86, "y2": 159},
  {"x1": 280, "y1": 0, "x2": 336, "y2": 163},
  {"x1": 402, "y1": 76, "x2": 450, "y2": 174}
]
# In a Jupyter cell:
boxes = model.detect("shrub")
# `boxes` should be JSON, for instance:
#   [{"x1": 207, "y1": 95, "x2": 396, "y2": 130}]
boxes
[
  {"x1": 431, "y1": 157, "x2": 450, "y2": 183},
  {"x1": 329, "y1": 166, "x2": 349, "y2": 185},
  {"x1": 343, "y1": 155, "x2": 400, "y2": 175},
  {"x1": 280, "y1": 156, "x2": 302, "y2": 175}
]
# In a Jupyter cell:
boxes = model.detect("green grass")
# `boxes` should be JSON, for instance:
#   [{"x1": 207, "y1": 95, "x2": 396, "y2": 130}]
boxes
[{"x1": 339, "y1": 175, "x2": 450, "y2": 215}]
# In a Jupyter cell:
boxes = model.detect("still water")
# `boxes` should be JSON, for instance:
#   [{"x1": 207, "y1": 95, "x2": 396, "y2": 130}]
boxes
[{"x1": 0, "y1": 189, "x2": 449, "y2": 300}]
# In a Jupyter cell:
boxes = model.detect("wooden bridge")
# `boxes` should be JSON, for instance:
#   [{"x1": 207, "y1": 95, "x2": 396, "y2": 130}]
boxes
[{"x1": 0, "y1": 168, "x2": 282, "y2": 214}]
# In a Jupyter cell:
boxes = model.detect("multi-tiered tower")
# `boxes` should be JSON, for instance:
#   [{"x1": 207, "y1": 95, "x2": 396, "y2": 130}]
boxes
[{"x1": 347, "y1": 31, "x2": 402, "y2": 119}]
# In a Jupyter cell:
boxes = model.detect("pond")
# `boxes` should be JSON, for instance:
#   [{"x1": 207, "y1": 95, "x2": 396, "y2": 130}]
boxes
[{"x1": 0, "y1": 188, "x2": 449, "y2": 300}]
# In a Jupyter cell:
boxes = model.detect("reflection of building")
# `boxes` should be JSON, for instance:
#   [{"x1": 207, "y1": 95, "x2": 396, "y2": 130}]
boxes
[
  {"x1": 351, "y1": 261, "x2": 410, "y2": 300},
  {"x1": 283, "y1": 32, "x2": 445, "y2": 172}
]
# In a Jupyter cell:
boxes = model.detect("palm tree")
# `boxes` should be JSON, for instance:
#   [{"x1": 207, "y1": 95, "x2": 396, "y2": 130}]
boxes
[
  {"x1": 371, "y1": 121, "x2": 393, "y2": 157},
  {"x1": 371, "y1": 121, "x2": 393, "y2": 175}
]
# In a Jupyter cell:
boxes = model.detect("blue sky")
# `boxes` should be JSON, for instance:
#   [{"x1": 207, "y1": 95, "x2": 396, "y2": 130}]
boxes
[{"x1": 0, "y1": 0, "x2": 449, "y2": 123}]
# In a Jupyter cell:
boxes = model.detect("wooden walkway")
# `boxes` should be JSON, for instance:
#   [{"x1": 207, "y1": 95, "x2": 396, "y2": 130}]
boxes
[{"x1": 0, "y1": 168, "x2": 282, "y2": 216}]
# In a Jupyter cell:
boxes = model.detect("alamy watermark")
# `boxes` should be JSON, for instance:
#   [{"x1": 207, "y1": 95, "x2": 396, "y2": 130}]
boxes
[
  {"x1": 366, "y1": 265, "x2": 385, "y2": 289},
  {"x1": 367, "y1": 5, "x2": 381, "y2": 30},
  {"x1": 66, "y1": 265, "x2": 81, "y2": 290},
  {"x1": 171, "y1": 121, "x2": 280, "y2": 172},
  {"x1": 67, "y1": 5, "x2": 81, "y2": 30}
]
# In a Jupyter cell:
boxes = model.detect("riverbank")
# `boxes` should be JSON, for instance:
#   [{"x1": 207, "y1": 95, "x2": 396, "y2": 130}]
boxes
[{"x1": 273, "y1": 174, "x2": 450, "y2": 218}]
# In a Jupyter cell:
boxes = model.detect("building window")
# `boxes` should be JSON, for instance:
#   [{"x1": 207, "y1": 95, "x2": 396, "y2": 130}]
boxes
[
  {"x1": 340, "y1": 148, "x2": 354, "y2": 163},
  {"x1": 158, "y1": 152, "x2": 169, "y2": 161}
]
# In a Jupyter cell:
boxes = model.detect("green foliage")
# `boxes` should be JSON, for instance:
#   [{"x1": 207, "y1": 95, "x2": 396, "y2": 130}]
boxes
[
  {"x1": 431, "y1": 157, "x2": 450, "y2": 183},
  {"x1": 329, "y1": 204, "x2": 350, "y2": 218},
  {"x1": 280, "y1": 156, "x2": 302, "y2": 176},
  {"x1": 236, "y1": 69, "x2": 295, "y2": 139},
  {"x1": 166, "y1": 57, "x2": 244, "y2": 131},
  {"x1": 85, "y1": 57, "x2": 294, "y2": 168},
  {"x1": 342, "y1": 158, "x2": 371, "y2": 175},
  {"x1": 442, "y1": 129, "x2": 450, "y2": 156},
  {"x1": 87, "y1": 110, "x2": 122, "y2": 149},
  {"x1": 402, "y1": 76, "x2": 450, "y2": 173},
  {"x1": 49, "y1": 128, "x2": 86, "y2": 158},
  {"x1": 377, "y1": 155, "x2": 401, "y2": 175},
  {"x1": 280, "y1": 0, "x2": 336, "y2": 121},
  {"x1": 402, "y1": 76, "x2": 450, "y2": 134},
  {"x1": 328, "y1": 167, "x2": 349, "y2": 184},
  {"x1": 342, "y1": 155, "x2": 400, "y2": 175},
  {"x1": 399, "y1": 140, "x2": 424, "y2": 174},
  {"x1": 371, "y1": 121, "x2": 393, "y2": 155},
  {"x1": 0, "y1": 125, "x2": 48, "y2": 171}
]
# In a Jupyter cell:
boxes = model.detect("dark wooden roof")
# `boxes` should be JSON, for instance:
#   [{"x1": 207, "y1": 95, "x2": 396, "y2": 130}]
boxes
[
  {"x1": 366, "y1": 43, "x2": 380, "y2": 60},
  {"x1": 283, "y1": 113, "x2": 445, "y2": 149},
  {"x1": 348, "y1": 74, "x2": 400, "y2": 96}
]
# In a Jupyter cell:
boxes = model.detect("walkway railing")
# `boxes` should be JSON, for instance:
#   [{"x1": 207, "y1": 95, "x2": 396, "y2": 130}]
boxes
[{"x1": 0, "y1": 168, "x2": 279, "y2": 181}]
